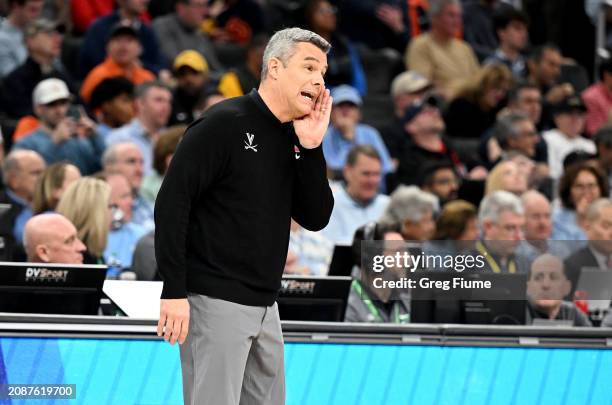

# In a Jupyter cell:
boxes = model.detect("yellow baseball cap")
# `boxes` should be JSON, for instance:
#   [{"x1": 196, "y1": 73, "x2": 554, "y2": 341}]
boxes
[{"x1": 173, "y1": 50, "x2": 209, "y2": 73}]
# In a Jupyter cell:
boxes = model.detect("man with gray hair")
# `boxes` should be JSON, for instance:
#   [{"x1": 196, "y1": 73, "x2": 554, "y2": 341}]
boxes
[
  {"x1": 475, "y1": 190, "x2": 529, "y2": 273},
  {"x1": 405, "y1": 0, "x2": 479, "y2": 99},
  {"x1": 380, "y1": 185, "x2": 439, "y2": 241},
  {"x1": 494, "y1": 112, "x2": 540, "y2": 161},
  {"x1": 0, "y1": 150, "x2": 45, "y2": 250},
  {"x1": 103, "y1": 142, "x2": 153, "y2": 232},
  {"x1": 155, "y1": 28, "x2": 334, "y2": 404}
]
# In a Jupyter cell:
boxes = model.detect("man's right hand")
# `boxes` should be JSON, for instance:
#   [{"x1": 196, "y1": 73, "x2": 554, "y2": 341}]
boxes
[
  {"x1": 51, "y1": 118, "x2": 76, "y2": 144},
  {"x1": 157, "y1": 298, "x2": 190, "y2": 345}
]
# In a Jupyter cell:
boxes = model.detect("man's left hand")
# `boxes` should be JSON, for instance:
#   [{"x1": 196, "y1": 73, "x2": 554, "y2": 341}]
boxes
[{"x1": 293, "y1": 88, "x2": 332, "y2": 149}]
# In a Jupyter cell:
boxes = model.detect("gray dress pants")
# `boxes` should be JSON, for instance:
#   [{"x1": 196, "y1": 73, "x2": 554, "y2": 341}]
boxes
[{"x1": 180, "y1": 293, "x2": 285, "y2": 405}]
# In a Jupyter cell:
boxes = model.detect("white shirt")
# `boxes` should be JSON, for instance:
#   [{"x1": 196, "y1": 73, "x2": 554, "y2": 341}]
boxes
[{"x1": 543, "y1": 129, "x2": 596, "y2": 179}]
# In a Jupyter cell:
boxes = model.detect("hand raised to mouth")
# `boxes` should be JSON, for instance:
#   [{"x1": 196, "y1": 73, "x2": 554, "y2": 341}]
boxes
[{"x1": 293, "y1": 88, "x2": 332, "y2": 149}]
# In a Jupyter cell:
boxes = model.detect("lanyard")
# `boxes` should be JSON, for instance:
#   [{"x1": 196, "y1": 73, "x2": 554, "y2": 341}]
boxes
[
  {"x1": 476, "y1": 241, "x2": 516, "y2": 274},
  {"x1": 351, "y1": 280, "x2": 409, "y2": 323}
]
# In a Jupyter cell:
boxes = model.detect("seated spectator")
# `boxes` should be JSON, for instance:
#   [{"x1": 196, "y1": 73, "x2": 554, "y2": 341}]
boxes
[
  {"x1": 79, "y1": 0, "x2": 163, "y2": 77},
  {"x1": 507, "y1": 82, "x2": 544, "y2": 128},
  {"x1": 444, "y1": 63, "x2": 513, "y2": 139},
  {"x1": 380, "y1": 185, "x2": 439, "y2": 241},
  {"x1": 484, "y1": 6, "x2": 529, "y2": 79},
  {"x1": 426, "y1": 198, "x2": 479, "y2": 257},
  {"x1": 1, "y1": 19, "x2": 75, "y2": 120},
  {"x1": 526, "y1": 44, "x2": 575, "y2": 128},
  {"x1": 107, "y1": 81, "x2": 172, "y2": 175},
  {"x1": 526, "y1": 254, "x2": 592, "y2": 326},
  {"x1": 170, "y1": 51, "x2": 212, "y2": 126},
  {"x1": 552, "y1": 163, "x2": 609, "y2": 240},
  {"x1": 56, "y1": 177, "x2": 111, "y2": 265},
  {"x1": 564, "y1": 198, "x2": 612, "y2": 292},
  {"x1": 131, "y1": 230, "x2": 156, "y2": 280},
  {"x1": 394, "y1": 93, "x2": 467, "y2": 187},
  {"x1": 474, "y1": 190, "x2": 529, "y2": 273},
  {"x1": 485, "y1": 159, "x2": 528, "y2": 196},
  {"x1": 344, "y1": 222, "x2": 409, "y2": 323},
  {"x1": 594, "y1": 126, "x2": 612, "y2": 191},
  {"x1": 141, "y1": 125, "x2": 185, "y2": 204},
  {"x1": 380, "y1": 71, "x2": 432, "y2": 164},
  {"x1": 462, "y1": 0, "x2": 515, "y2": 62},
  {"x1": 433, "y1": 199, "x2": 479, "y2": 241},
  {"x1": 320, "y1": 145, "x2": 390, "y2": 245},
  {"x1": 14, "y1": 78, "x2": 106, "y2": 175},
  {"x1": 103, "y1": 143, "x2": 154, "y2": 232},
  {"x1": 419, "y1": 161, "x2": 460, "y2": 206},
  {"x1": 322, "y1": 85, "x2": 393, "y2": 179},
  {"x1": 89, "y1": 77, "x2": 136, "y2": 138},
  {"x1": 80, "y1": 22, "x2": 156, "y2": 103},
  {"x1": 0, "y1": 150, "x2": 45, "y2": 257},
  {"x1": 217, "y1": 34, "x2": 267, "y2": 99},
  {"x1": 204, "y1": 0, "x2": 266, "y2": 45},
  {"x1": 405, "y1": 0, "x2": 479, "y2": 99},
  {"x1": 543, "y1": 95, "x2": 596, "y2": 179},
  {"x1": 480, "y1": 82, "x2": 549, "y2": 171},
  {"x1": 582, "y1": 58, "x2": 612, "y2": 137},
  {"x1": 23, "y1": 213, "x2": 85, "y2": 264},
  {"x1": 152, "y1": 0, "x2": 223, "y2": 74},
  {"x1": 519, "y1": 190, "x2": 551, "y2": 249},
  {"x1": 285, "y1": 219, "x2": 333, "y2": 276},
  {"x1": 303, "y1": 0, "x2": 366, "y2": 95},
  {"x1": 32, "y1": 162, "x2": 81, "y2": 215},
  {"x1": 0, "y1": 0, "x2": 43, "y2": 77},
  {"x1": 104, "y1": 173, "x2": 147, "y2": 269},
  {"x1": 491, "y1": 113, "x2": 542, "y2": 168}
]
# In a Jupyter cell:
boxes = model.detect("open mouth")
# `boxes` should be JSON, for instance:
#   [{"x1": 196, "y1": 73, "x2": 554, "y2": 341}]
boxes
[{"x1": 300, "y1": 91, "x2": 315, "y2": 104}]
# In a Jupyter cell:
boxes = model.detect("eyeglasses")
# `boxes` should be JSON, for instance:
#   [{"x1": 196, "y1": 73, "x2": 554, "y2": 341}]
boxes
[{"x1": 572, "y1": 182, "x2": 599, "y2": 192}]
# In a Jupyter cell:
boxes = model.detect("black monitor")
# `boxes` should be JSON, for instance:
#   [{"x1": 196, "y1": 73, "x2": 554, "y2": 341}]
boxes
[
  {"x1": 327, "y1": 245, "x2": 355, "y2": 276},
  {"x1": 0, "y1": 261, "x2": 107, "y2": 315},
  {"x1": 277, "y1": 275, "x2": 352, "y2": 322},
  {"x1": 410, "y1": 272, "x2": 527, "y2": 325}
]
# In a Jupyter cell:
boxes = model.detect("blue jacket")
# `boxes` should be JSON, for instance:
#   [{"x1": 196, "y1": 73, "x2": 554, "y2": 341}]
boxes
[{"x1": 14, "y1": 129, "x2": 106, "y2": 175}]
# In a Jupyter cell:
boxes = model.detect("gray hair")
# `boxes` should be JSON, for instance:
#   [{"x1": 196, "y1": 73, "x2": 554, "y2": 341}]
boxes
[
  {"x1": 429, "y1": 0, "x2": 460, "y2": 18},
  {"x1": 494, "y1": 112, "x2": 531, "y2": 149},
  {"x1": 102, "y1": 144, "x2": 120, "y2": 168},
  {"x1": 479, "y1": 190, "x2": 524, "y2": 225},
  {"x1": 261, "y1": 27, "x2": 331, "y2": 80},
  {"x1": 380, "y1": 185, "x2": 439, "y2": 224},
  {"x1": 521, "y1": 189, "x2": 550, "y2": 211},
  {"x1": 586, "y1": 198, "x2": 612, "y2": 222},
  {"x1": 102, "y1": 142, "x2": 140, "y2": 168},
  {"x1": 2, "y1": 150, "x2": 38, "y2": 185}
]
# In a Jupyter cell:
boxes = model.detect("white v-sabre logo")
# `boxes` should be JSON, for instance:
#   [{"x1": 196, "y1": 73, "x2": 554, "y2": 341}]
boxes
[{"x1": 244, "y1": 132, "x2": 258, "y2": 152}]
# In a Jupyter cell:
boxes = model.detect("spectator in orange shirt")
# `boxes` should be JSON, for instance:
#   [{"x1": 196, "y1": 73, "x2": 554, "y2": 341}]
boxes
[{"x1": 80, "y1": 22, "x2": 155, "y2": 103}]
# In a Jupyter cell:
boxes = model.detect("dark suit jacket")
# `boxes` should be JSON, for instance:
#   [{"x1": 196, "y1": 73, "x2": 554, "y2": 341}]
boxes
[
  {"x1": 0, "y1": 190, "x2": 26, "y2": 261},
  {"x1": 564, "y1": 246, "x2": 598, "y2": 296}
]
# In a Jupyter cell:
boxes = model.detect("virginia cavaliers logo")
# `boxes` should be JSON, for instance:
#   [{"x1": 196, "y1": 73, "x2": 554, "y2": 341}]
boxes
[{"x1": 244, "y1": 132, "x2": 258, "y2": 152}]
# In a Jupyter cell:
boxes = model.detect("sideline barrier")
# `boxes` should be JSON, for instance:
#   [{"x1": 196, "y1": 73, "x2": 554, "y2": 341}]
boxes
[{"x1": 0, "y1": 314, "x2": 611, "y2": 405}]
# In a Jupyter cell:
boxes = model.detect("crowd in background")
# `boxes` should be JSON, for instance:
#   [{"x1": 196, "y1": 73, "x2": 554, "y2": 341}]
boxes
[{"x1": 0, "y1": 0, "x2": 611, "y2": 326}]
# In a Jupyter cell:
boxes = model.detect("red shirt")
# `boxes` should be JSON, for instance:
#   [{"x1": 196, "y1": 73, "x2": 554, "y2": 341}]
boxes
[{"x1": 582, "y1": 82, "x2": 612, "y2": 136}]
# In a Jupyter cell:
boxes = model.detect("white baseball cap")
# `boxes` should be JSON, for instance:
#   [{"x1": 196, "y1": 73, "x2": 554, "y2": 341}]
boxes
[{"x1": 32, "y1": 78, "x2": 71, "y2": 106}]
